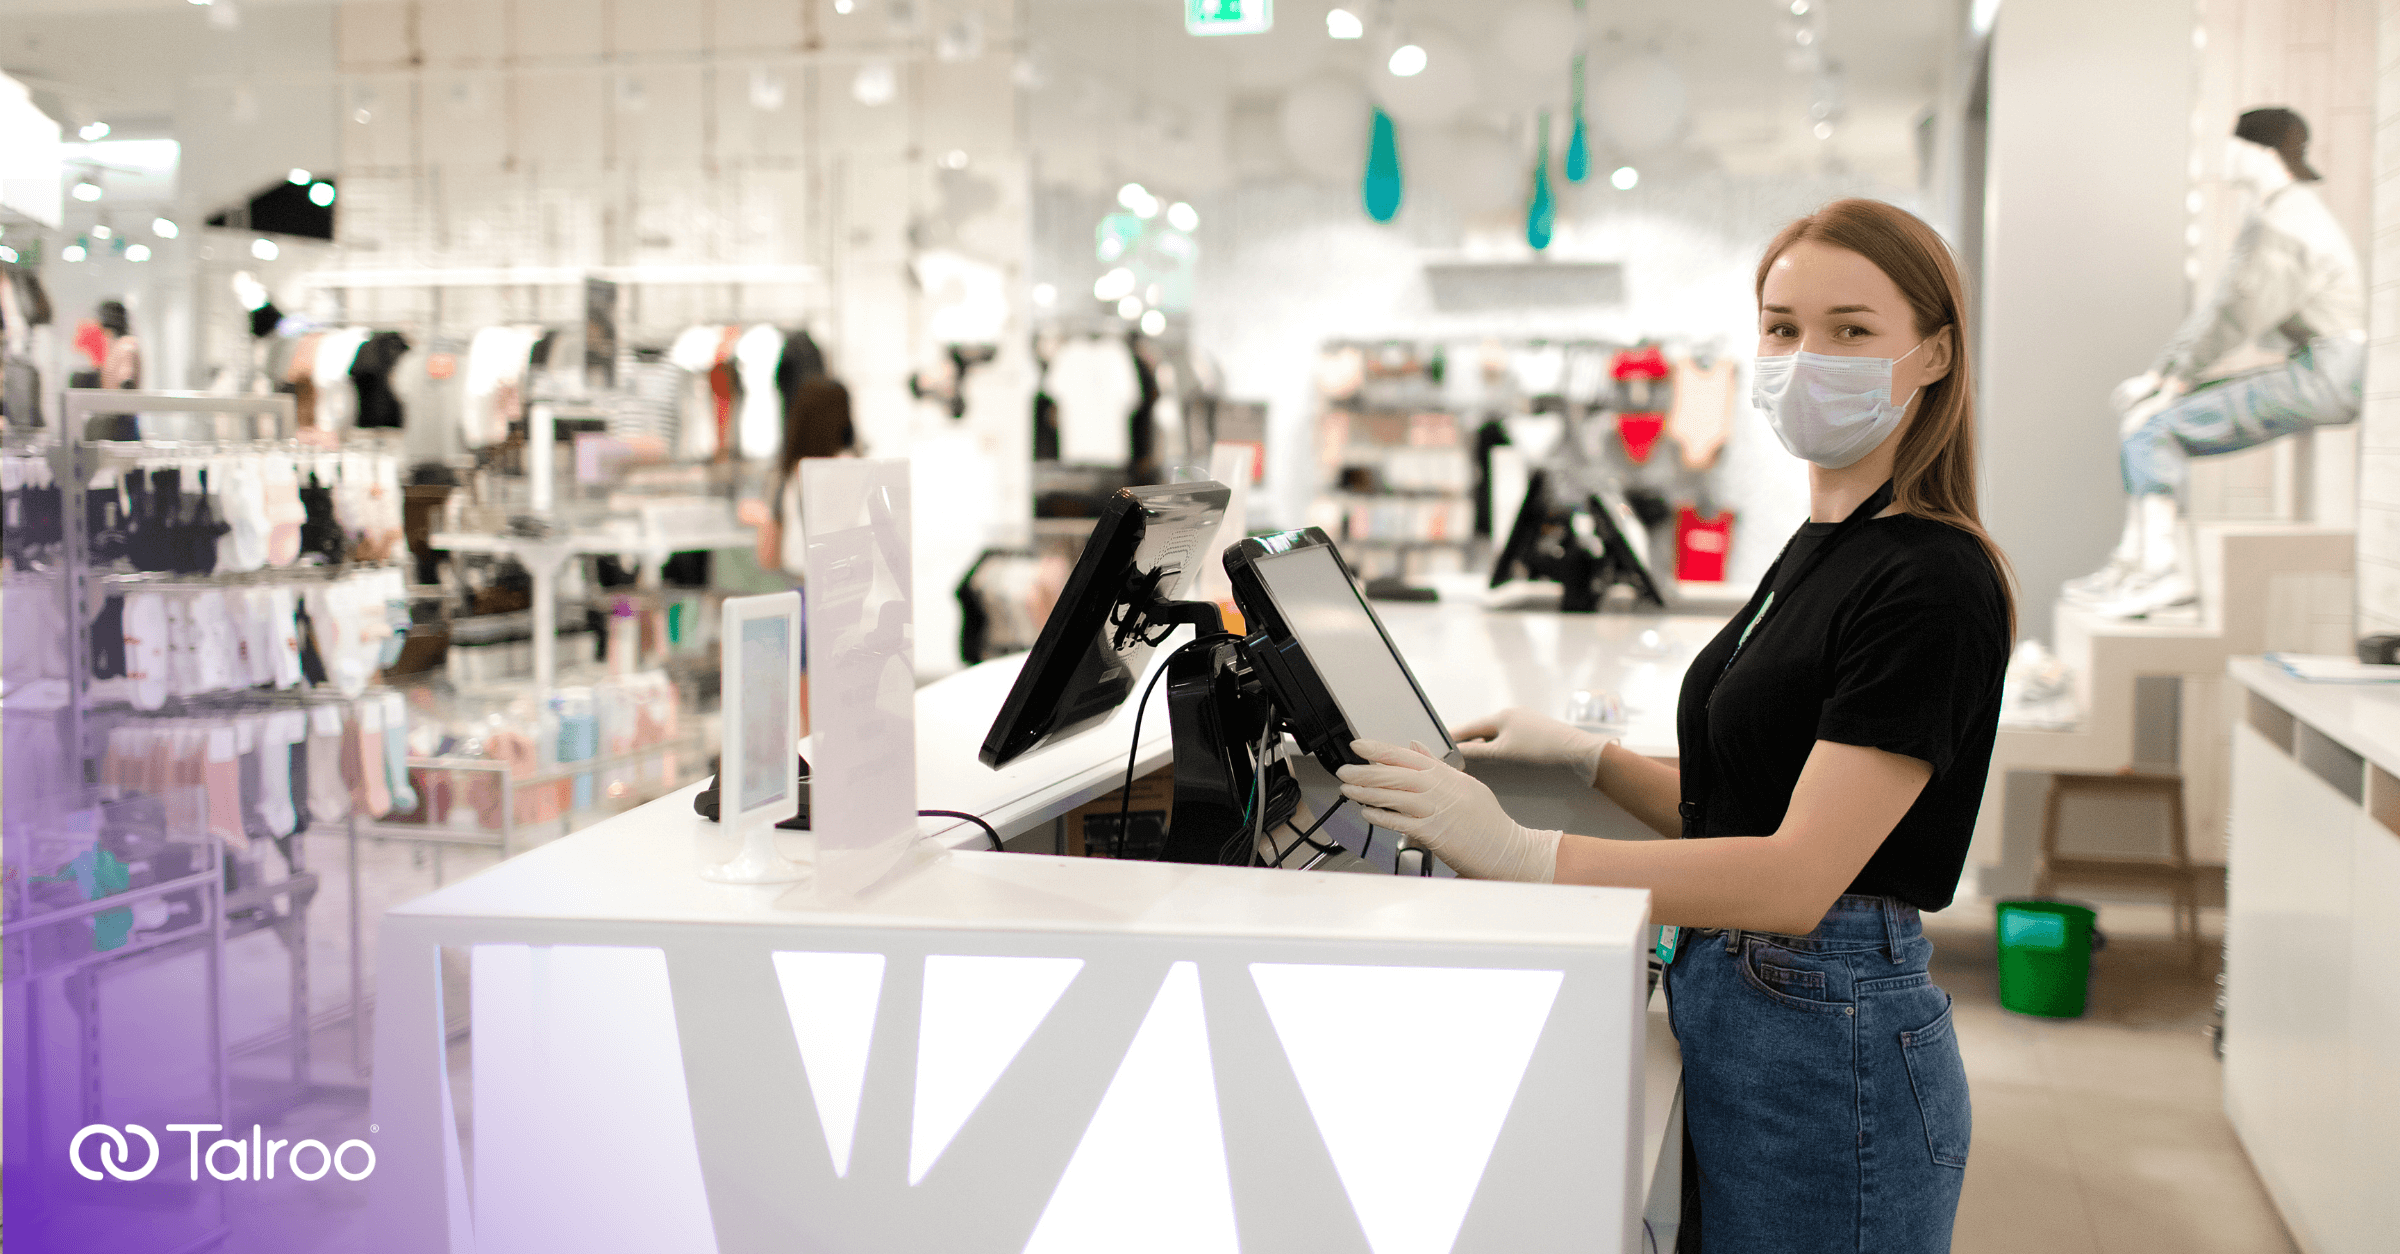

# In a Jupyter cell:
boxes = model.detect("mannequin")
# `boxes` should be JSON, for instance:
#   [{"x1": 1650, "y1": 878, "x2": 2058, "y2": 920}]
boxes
[{"x1": 2069, "y1": 107, "x2": 2364, "y2": 618}]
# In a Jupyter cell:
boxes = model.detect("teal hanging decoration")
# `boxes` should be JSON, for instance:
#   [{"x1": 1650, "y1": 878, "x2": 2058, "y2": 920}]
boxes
[
  {"x1": 1363, "y1": 107, "x2": 1403, "y2": 222},
  {"x1": 1565, "y1": 55, "x2": 1590, "y2": 184},
  {"x1": 1526, "y1": 111, "x2": 1556, "y2": 251}
]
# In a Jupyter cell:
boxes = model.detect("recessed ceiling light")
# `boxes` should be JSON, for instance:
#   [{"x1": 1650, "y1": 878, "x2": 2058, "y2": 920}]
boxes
[
  {"x1": 1388, "y1": 44, "x2": 1428, "y2": 77},
  {"x1": 309, "y1": 182, "x2": 336, "y2": 207},
  {"x1": 78, "y1": 122, "x2": 110, "y2": 141},
  {"x1": 153, "y1": 217, "x2": 180, "y2": 238},
  {"x1": 1326, "y1": 8, "x2": 1364, "y2": 38},
  {"x1": 1610, "y1": 166, "x2": 1640, "y2": 190},
  {"x1": 252, "y1": 237, "x2": 279, "y2": 260},
  {"x1": 126, "y1": 243, "x2": 151, "y2": 262},
  {"x1": 71, "y1": 179, "x2": 103, "y2": 202}
]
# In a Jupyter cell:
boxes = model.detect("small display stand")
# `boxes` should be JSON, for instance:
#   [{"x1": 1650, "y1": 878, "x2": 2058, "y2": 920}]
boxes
[{"x1": 703, "y1": 590, "x2": 808, "y2": 884}]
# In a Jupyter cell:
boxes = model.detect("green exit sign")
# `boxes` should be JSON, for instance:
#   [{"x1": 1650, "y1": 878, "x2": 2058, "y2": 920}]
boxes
[{"x1": 1186, "y1": 0, "x2": 1271, "y2": 36}]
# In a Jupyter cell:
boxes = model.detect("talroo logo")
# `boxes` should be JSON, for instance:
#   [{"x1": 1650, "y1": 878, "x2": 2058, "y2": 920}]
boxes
[{"x1": 70, "y1": 1124, "x2": 375, "y2": 1183}]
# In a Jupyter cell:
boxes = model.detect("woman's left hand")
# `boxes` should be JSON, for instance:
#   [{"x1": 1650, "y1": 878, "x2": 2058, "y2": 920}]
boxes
[{"x1": 1336, "y1": 740, "x2": 1562, "y2": 883}]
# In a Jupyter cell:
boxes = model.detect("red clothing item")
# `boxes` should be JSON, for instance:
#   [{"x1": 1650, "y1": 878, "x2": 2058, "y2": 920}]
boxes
[
  {"x1": 1676, "y1": 506, "x2": 1734, "y2": 582},
  {"x1": 74, "y1": 320, "x2": 108, "y2": 366},
  {"x1": 1617, "y1": 412, "x2": 1665, "y2": 463},
  {"x1": 1611, "y1": 345, "x2": 1669, "y2": 381},
  {"x1": 710, "y1": 326, "x2": 742, "y2": 461}
]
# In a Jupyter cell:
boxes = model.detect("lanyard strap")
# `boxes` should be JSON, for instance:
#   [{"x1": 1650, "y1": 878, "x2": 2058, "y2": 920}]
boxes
[{"x1": 1680, "y1": 479, "x2": 1895, "y2": 833}]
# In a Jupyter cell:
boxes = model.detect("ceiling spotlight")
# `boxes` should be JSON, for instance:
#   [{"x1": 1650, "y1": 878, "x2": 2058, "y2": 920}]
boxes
[
  {"x1": 1611, "y1": 165, "x2": 1640, "y2": 190},
  {"x1": 91, "y1": 223, "x2": 113, "y2": 239},
  {"x1": 251, "y1": 237, "x2": 279, "y2": 260},
  {"x1": 153, "y1": 217, "x2": 180, "y2": 239},
  {"x1": 834, "y1": 0, "x2": 854, "y2": 11},
  {"x1": 1167, "y1": 201, "x2": 1199, "y2": 232},
  {"x1": 1094, "y1": 268, "x2": 1136, "y2": 302},
  {"x1": 1117, "y1": 182, "x2": 1150, "y2": 211},
  {"x1": 309, "y1": 181, "x2": 336, "y2": 207},
  {"x1": 1326, "y1": 7, "x2": 1364, "y2": 38},
  {"x1": 62, "y1": 244, "x2": 88, "y2": 262},
  {"x1": 940, "y1": 149, "x2": 969, "y2": 169},
  {"x1": 1813, "y1": 120, "x2": 1835, "y2": 140},
  {"x1": 1388, "y1": 44, "x2": 1428, "y2": 77},
  {"x1": 125, "y1": 243, "x2": 151, "y2": 262},
  {"x1": 1791, "y1": 0, "x2": 1809, "y2": 12},
  {"x1": 0, "y1": 247, "x2": 16, "y2": 264},
  {"x1": 1140, "y1": 309, "x2": 1167, "y2": 336},
  {"x1": 287, "y1": 168, "x2": 311, "y2": 185},
  {"x1": 71, "y1": 179, "x2": 103, "y2": 202},
  {"x1": 78, "y1": 121, "x2": 110, "y2": 141},
  {"x1": 1116, "y1": 295, "x2": 1143, "y2": 320},
  {"x1": 353, "y1": 108, "x2": 373, "y2": 124},
  {"x1": 1796, "y1": 28, "x2": 1814, "y2": 45},
  {"x1": 1031, "y1": 283, "x2": 1057, "y2": 308}
]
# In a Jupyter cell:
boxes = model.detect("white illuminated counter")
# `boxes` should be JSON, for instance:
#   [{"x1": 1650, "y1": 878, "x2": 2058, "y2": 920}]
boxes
[
  {"x1": 367, "y1": 596, "x2": 1727, "y2": 1253},
  {"x1": 366, "y1": 810, "x2": 1657, "y2": 1253}
]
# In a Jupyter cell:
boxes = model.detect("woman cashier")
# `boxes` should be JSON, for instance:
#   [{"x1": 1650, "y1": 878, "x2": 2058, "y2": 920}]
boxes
[{"x1": 1336, "y1": 198, "x2": 2011, "y2": 1253}]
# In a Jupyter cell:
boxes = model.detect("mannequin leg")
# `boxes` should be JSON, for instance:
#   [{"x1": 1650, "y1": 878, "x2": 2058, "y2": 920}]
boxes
[{"x1": 2064, "y1": 498, "x2": 2146, "y2": 604}]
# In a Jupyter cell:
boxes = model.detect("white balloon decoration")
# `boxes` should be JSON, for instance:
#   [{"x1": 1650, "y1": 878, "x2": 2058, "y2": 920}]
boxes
[
  {"x1": 1280, "y1": 76, "x2": 1374, "y2": 181},
  {"x1": 1593, "y1": 56, "x2": 1687, "y2": 152},
  {"x1": 1370, "y1": 31, "x2": 1479, "y2": 125}
]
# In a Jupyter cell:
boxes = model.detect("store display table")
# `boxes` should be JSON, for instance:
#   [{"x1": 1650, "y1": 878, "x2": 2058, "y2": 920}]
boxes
[{"x1": 365, "y1": 812, "x2": 1664, "y2": 1253}]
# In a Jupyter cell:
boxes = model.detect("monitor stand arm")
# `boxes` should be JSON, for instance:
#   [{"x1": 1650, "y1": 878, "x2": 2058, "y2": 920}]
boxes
[{"x1": 1155, "y1": 634, "x2": 1278, "y2": 864}]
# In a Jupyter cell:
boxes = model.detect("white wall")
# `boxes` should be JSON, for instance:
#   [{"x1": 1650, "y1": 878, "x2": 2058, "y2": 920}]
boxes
[
  {"x1": 1983, "y1": 0, "x2": 2197, "y2": 637},
  {"x1": 2360, "y1": 0, "x2": 2400, "y2": 636}
]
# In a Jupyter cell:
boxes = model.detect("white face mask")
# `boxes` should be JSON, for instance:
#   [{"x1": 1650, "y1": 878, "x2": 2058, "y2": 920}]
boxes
[{"x1": 1750, "y1": 340, "x2": 1925, "y2": 469}]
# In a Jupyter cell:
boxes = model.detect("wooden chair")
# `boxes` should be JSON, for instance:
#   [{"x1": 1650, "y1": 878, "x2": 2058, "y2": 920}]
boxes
[{"x1": 2034, "y1": 771, "x2": 2206, "y2": 961}]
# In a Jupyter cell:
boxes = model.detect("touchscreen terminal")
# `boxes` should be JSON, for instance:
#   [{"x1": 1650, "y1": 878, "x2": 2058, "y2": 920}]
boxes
[{"x1": 1226, "y1": 530, "x2": 1459, "y2": 770}]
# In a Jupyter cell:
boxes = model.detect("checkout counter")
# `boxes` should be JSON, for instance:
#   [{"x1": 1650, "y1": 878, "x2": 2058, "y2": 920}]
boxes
[{"x1": 365, "y1": 486, "x2": 1727, "y2": 1254}]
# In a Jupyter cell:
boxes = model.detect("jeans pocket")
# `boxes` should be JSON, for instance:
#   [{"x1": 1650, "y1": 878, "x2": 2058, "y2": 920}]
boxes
[
  {"x1": 1735, "y1": 943, "x2": 1849, "y2": 1013},
  {"x1": 1900, "y1": 993, "x2": 1971, "y2": 1168}
]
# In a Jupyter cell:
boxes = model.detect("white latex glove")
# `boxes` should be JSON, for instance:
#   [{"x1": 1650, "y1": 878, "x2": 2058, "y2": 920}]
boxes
[
  {"x1": 1336, "y1": 740, "x2": 1562, "y2": 883},
  {"x1": 1450, "y1": 707, "x2": 1616, "y2": 788},
  {"x1": 2110, "y1": 371, "x2": 2162, "y2": 415}
]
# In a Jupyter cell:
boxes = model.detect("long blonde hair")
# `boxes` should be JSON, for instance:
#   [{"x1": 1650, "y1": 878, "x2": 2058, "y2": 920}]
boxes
[{"x1": 1755, "y1": 198, "x2": 2017, "y2": 637}]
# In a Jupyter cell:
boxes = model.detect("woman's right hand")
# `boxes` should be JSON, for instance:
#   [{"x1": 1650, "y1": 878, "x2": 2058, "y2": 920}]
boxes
[{"x1": 1450, "y1": 707, "x2": 1615, "y2": 786}]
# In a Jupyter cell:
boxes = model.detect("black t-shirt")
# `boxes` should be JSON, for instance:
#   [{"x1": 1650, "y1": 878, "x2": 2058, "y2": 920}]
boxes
[{"x1": 1675, "y1": 510, "x2": 2008, "y2": 912}]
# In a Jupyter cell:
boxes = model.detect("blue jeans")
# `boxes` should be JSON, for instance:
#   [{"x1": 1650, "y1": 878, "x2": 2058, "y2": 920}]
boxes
[
  {"x1": 1666, "y1": 895, "x2": 1969, "y2": 1253},
  {"x1": 2121, "y1": 335, "x2": 2364, "y2": 496}
]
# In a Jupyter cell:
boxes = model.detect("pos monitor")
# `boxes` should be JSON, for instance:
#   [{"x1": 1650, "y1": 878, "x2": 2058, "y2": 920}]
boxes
[
  {"x1": 1225, "y1": 529, "x2": 1460, "y2": 772},
  {"x1": 979, "y1": 482, "x2": 1231, "y2": 769}
]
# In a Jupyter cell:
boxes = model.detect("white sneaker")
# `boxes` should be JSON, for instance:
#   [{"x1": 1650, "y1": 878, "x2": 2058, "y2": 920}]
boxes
[
  {"x1": 2088, "y1": 571, "x2": 2198, "y2": 620},
  {"x1": 2061, "y1": 560, "x2": 2133, "y2": 605}
]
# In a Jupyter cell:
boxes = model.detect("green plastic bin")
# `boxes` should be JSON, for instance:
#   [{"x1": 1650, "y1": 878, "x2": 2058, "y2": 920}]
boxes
[{"x1": 1995, "y1": 900, "x2": 2098, "y2": 1018}]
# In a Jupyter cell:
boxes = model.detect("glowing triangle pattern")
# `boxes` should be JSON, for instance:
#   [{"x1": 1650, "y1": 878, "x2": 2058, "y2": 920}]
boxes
[
  {"x1": 1020, "y1": 962, "x2": 1238, "y2": 1254},
  {"x1": 771, "y1": 951, "x2": 888, "y2": 1177},
  {"x1": 910, "y1": 954, "x2": 1085, "y2": 1184},
  {"x1": 1249, "y1": 963, "x2": 1564, "y2": 1254}
]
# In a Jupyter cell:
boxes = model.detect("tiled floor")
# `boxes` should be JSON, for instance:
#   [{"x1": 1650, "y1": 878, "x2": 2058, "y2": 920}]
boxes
[{"x1": 1927, "y1": 896, "x2": 2298, "y2": 1254}]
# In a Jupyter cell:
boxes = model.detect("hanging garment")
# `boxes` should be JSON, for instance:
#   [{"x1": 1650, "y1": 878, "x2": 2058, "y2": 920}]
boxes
[
  {"x1": 462, "y1": 325, "x2": 539, "y2": 449},
  {"x1": 1675, "y1": 505, "x2": 1734, "y2": 583},
  {"x1": 311, "y1": 327, "x2": 372, "y2": 431},
  {"x1": 351, "y1": 331, "x2": 412, "y2": 428},
  {"x1": 734, "y1": 324, "x2": 787, "y2": 462},
  {"x1": 287, "y1": 333, "x2": 324, "y2": 430},
  {"x1": 1667, "y1": 355, "x2": 1739, "y2": 471},
  {"x1": 1510, "y1": 344, "x2": 1568, "y2": 397},
  {"x1": 1047, "y1": 337, "x2": 1141, "y2": 465},
  {"x1": 668, "y1": 325, "x2": 724, "y2": 461},
  {"x1": 1617, "y1": 412, "x2": 1666, "y2": 464},
  {"x1": 307, "y1": 704, "x2": 350, "y2": 822},
  {"x1": 709, "y1": 325, "x2": 744, "y2": 458},
  {"x1": 261, "y1": 456, "x2": 306, "y2": 567}
]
